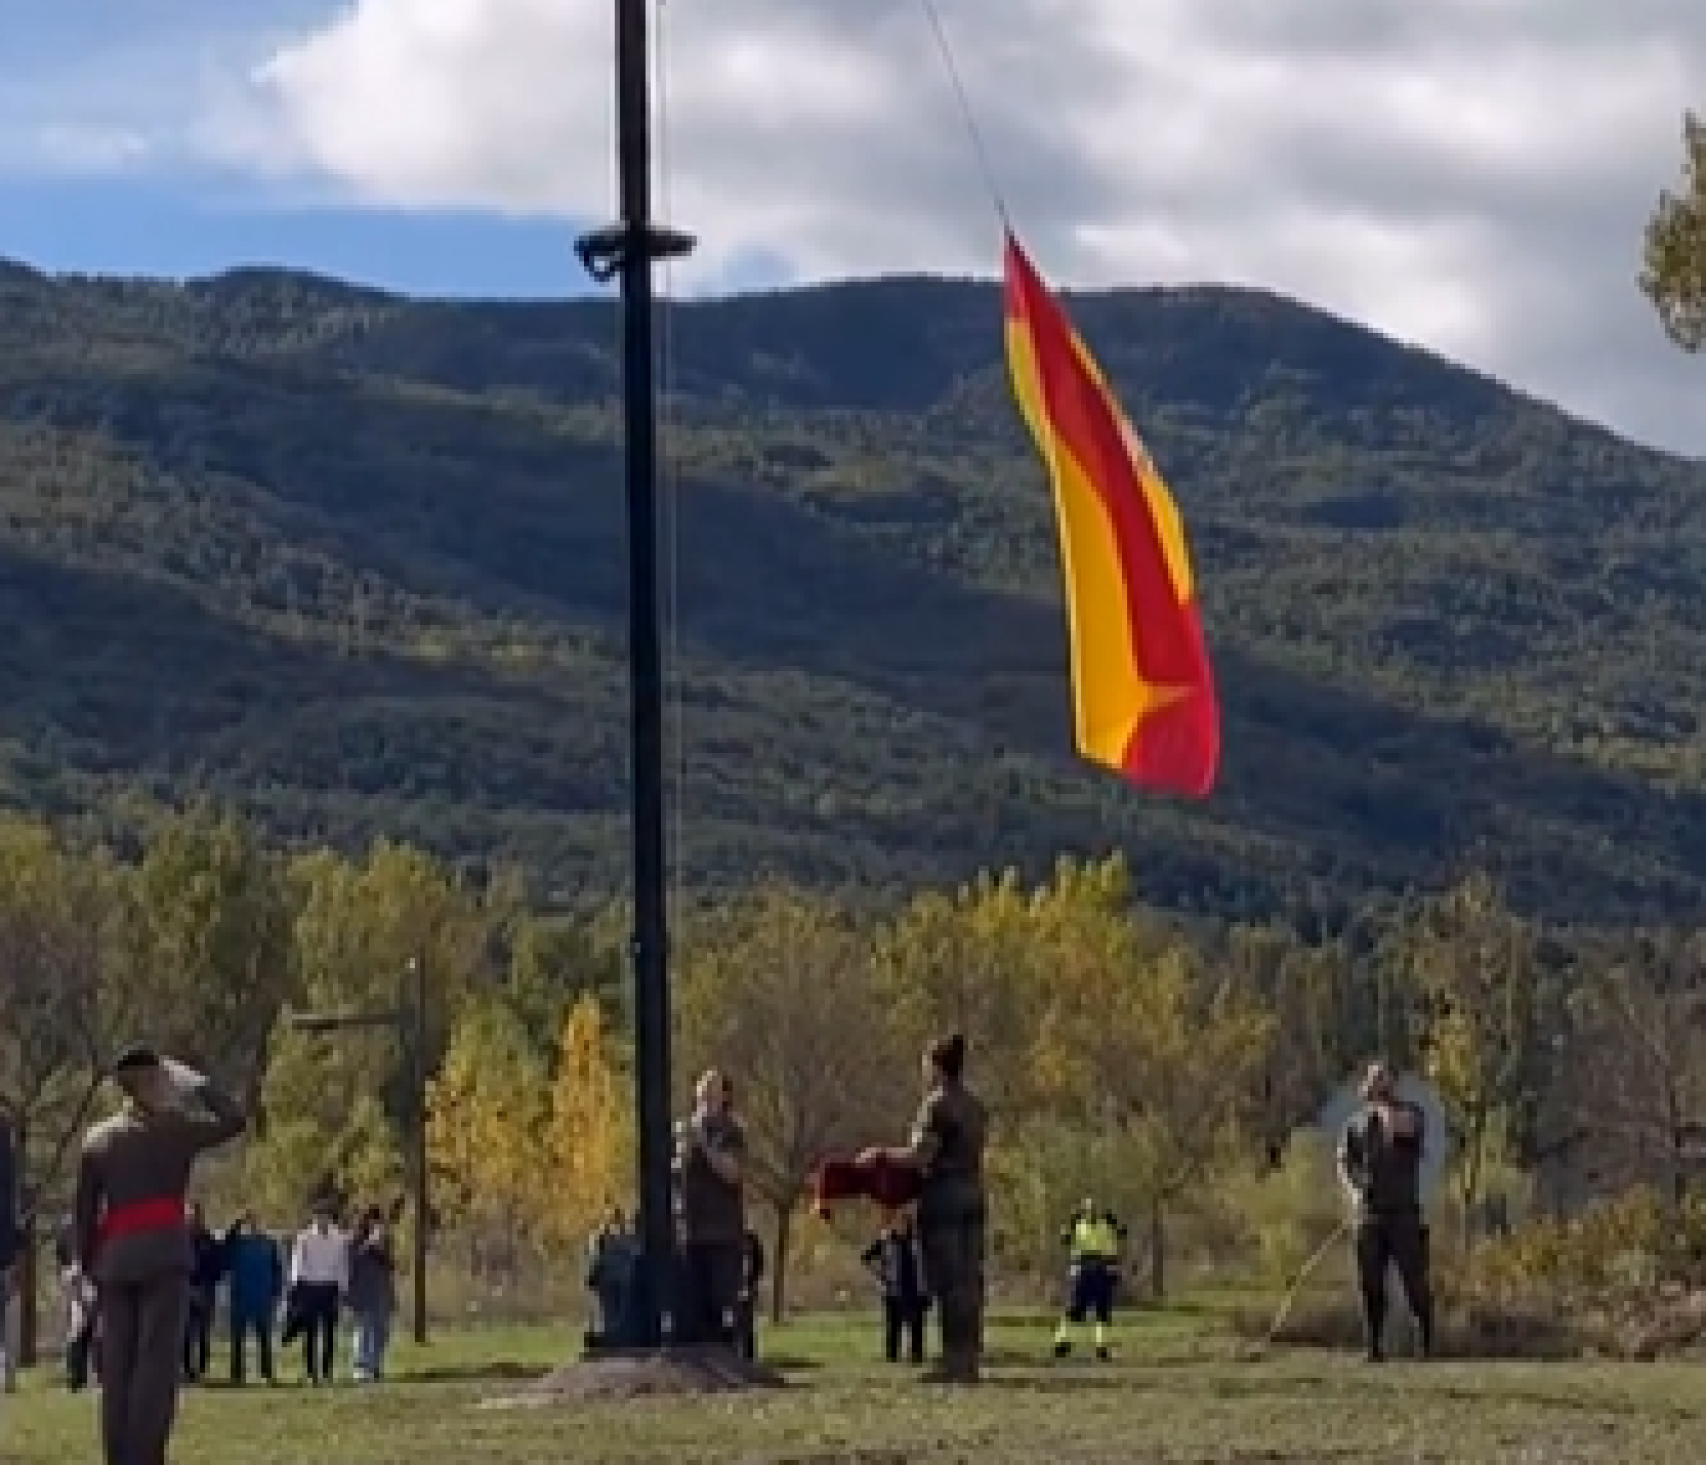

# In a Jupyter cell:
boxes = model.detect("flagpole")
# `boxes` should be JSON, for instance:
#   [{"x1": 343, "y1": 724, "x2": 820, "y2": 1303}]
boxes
[{"x1": 575, "y1": 0, "x2": 694, "y2": 1350}]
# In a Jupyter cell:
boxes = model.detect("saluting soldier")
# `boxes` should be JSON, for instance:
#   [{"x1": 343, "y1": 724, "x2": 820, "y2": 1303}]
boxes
[
  {"x1": 862, "y1": 1032, "x2": 987, "y2": 1384},
  {"x1": 72, "y1": 1047, "x2": 246, "y2": 1465}
]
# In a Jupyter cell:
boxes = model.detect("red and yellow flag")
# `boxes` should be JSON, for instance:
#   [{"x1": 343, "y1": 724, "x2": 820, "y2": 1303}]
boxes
[{"x1": 1002, "y1": 231, "x2": 1219, "y2": 797}]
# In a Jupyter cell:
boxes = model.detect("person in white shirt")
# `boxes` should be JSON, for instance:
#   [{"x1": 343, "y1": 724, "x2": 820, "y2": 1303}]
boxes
[{"x1": 288, "y1": 1203, "x2": 348, "y2": 1384}]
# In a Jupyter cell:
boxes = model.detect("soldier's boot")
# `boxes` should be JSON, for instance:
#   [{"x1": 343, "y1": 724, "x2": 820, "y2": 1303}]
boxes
[{"x1": 919, "y1": 1303, "x2": 979, "y2": 1384}]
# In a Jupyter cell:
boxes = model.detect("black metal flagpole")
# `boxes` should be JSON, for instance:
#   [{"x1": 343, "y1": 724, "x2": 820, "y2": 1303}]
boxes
[{"x1": 575, "y1": 0, "x2": 694, "y2": 1350}]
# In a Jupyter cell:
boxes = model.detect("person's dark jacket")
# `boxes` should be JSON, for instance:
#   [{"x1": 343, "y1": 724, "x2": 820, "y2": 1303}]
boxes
[
  {"x1": 346, "y1": 1226, "x2": 398, "y2": 1317},
  {"x1": 861, "y1": 1228, "x2": 926, "y2": 1302},
  {"x1": 189, "y1": 1223, "x2": 224, "y2": 1296}
]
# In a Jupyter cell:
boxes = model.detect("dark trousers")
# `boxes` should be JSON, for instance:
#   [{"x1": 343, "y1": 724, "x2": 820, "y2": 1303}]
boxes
[
  {"x1": 1065, "y1": 1263, "x2": 1116, "y2": 1323},
  {"x1": 100, "y1": 1273, "x2": 191, "y2": 1465},
  {"x1": 183, "y1": 1293, "x2": 212, "y2": 1379},
  {"x1": 1354, "y1": 1211, "x2": 1433, "y2": 1357},
  {"x1": 229, "y1": 1308, "x2": 275, "y2": 1383},
  {"x1": 734, "y1": 1293, "x2": 756, "y2": 1359},
  {"x1": 296, "y1": 1281, "x2": 340, "y2": 1380},
  {"x1": 66, "y1": 1307, "x2": 96, "y2": 1390},
  {"x1": 882, "y1": 1296, "x2": 927, "y2": 1363},
  {"x1": 678, "y1": 1241, "x2": 742, "y2": 1346},
  {"x1": 918, "y1": 1206, "x2": 986, "y2": 1380}
]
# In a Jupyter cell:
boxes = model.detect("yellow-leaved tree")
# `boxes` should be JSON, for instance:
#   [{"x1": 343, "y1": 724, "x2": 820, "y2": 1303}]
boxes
[
  {"x1": 1402, "y1": 873, "x2": 1545, "y2": 1240},
  {"x1": 1036, "y1": 922, "x2": 1273, "y2": 1298},
  {"x1": 542, "y1": 995, "x2": 629, "y2": 1245},
  {"x1": 426, "y1": 997, "x2": 551, "y2": 1265},
  {"x1": 677, "y1": 884, "x2": 900, "y2": 1318}
]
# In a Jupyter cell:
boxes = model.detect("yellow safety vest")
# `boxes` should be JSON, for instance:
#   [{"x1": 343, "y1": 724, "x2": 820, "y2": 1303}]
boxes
[{"x1": 1070, "y1": 1217, "x2": 1119, "y2": 1261}]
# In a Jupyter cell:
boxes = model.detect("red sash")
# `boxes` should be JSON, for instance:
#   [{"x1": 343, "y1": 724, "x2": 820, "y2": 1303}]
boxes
[{"x1": 96, "y1": 1197, "x2": 183, "y2": 1247}]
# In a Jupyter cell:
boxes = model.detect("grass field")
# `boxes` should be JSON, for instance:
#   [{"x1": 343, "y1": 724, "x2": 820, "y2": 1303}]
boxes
[{"x1": 5, "y1": 1307, "x2": 1705, "y2": 1463}]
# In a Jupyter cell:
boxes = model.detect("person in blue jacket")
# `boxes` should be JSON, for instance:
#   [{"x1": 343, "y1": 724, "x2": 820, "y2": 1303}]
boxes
[{"x1": 223, "y1": 1211, "x2": 285, "y2": 1384}]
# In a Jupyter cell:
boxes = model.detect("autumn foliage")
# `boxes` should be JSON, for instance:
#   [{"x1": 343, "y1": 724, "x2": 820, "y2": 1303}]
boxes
[{"x1": 3, "y1": 802, "x2": 1704, "y2": 1350}]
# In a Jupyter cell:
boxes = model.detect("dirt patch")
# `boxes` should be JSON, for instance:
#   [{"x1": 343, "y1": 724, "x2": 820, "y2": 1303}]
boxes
[{"x1": 481, "y1": 1344, "x2": 788, "y2": 1405}]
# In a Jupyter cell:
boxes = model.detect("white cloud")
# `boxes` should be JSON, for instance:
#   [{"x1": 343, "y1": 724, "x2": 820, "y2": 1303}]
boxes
[{"x1": 154, "y1": 0, "x2": 1706, "y2": 451}]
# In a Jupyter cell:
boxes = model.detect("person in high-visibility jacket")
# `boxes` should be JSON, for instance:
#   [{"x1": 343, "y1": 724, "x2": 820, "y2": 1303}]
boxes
[{"x1": 1051, "y1": 1198, "x2": 1125, "y2": 1359}]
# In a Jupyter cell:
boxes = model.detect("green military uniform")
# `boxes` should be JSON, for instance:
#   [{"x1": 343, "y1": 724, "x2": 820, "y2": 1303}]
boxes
[
  {"x1": 676, "y1": 1110, "x2": 747, "y2": 1346},
  {"x1": 72, "y1": 1049, "x2": 246, "y2": 1465},
  {"x1": 909, "y1": 1079, "x2": 988, "y2": 1382},
  {"x1": 1337, "y1": 1098, "x2": 1433, "y2": 1361}
]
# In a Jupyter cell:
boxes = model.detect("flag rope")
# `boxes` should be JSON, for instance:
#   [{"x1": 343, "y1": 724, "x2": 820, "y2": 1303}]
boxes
[
  {"x1": 654, "y1": 0, "x2": 689, "y2": 912},
  {"x1": 916, "y1": 0, "x2": 1013, "y2": 229}
]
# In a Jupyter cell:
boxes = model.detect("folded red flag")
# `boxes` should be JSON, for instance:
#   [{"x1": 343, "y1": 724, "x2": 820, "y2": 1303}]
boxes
[{"x1": 811, "y1": 1154, "x2": 922, "y2": 1219}]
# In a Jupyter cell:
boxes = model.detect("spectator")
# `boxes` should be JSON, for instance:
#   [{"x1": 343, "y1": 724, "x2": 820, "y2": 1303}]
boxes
[
  {"x1": 861, "y1": 1215, "x2": 928, "y2": 1364},
  {"x1": 184, "y1": 1201, "x2": 223, "y2": 1382},
  {"x1": 224, "y1": 1212, "x2": 284, "y2": 1384},
  {"x1": 289, "y1": 1202, "x2": 347, "y2": 1384},
  {"x1": 346, "y1": 1205, "x2": 397, "y2": 1382}
]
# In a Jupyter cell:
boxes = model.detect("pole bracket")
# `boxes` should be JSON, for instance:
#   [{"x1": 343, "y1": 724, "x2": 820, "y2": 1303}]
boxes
[{"x1": 575, "y1": 223, "x2": 697, "y2": 284}]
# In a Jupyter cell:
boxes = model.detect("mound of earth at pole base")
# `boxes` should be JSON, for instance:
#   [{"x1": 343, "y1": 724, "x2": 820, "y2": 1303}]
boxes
[{"x1": 481, "y1": 1344, "x2": 788, "y2": 1405}]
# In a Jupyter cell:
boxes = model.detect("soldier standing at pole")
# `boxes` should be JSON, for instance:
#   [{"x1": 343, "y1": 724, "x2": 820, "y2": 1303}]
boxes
[
  {"x1": 71, "y1": 1047, "x2": 246, "y2": 1465},
  {"x1": 674, "y1": 1069, "x2": 746, "y2": 1346}
]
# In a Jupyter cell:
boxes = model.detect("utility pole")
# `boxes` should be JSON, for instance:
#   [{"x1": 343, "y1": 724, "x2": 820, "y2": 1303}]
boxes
[
  {"x1": 287, "y1": 953, "x2": 431, "y2": 1345},
  {"x1": 575, "y1": 0, "x2": 695, "y2": 1351}
]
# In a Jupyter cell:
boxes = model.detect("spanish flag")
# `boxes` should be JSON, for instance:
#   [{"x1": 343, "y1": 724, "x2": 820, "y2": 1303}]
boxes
[{"x1": 1003, "y1": 232, "x2": 1219, "y2": 797}]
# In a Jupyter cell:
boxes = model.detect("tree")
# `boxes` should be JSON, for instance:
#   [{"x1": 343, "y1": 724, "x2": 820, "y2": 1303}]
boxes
[
  {"x1": 541, "y1": 996, "x2": 629, "y2": 1247},
  {"x1": 252, "y1": 841, "x2": 495, "y2": 1206},
  {"x1": 0, "y1": 819, "x2": 121, "y2": 1362},
  {"x1": 123, "y1": 806, "x2": 297, "y2": 1103},
  {"x1": 1401, "y1": 874, "x2": 1547, "y2": 1236},
  {"x1": 1568, "y1": 930, "x2": 1706, "y2": 1205},
  {"x1": 677, "y1": 885, "x2": 897, "y2": 1318},
  {"x1": 1641, "y1": 111, "x2": 1706, "y2": 350},
  {"x1": 1035, "y1": 922, "x2": 1273, "y2": 1297},
  {"x1": 427, "y1": 998, "x2": 550, "y2": 1270}
]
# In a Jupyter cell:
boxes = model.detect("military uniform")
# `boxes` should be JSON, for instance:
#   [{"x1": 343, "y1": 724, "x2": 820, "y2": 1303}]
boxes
[
  {"x1": 72, "y1": 1051, "x2": 246, "y2": 1465},
  {"x1": 675, "y1": 1110, "x2": 747, "y2": 1346},
  {"x1": 1052, "y1": 1204, "x2": 1125, "y2": 1359},
  {"x1": 1337, "y1": 1098, "x2": 1433, "y2": 1360},
  {"x1": 910, "y1": 1080, "x2": 988, "y2": 1382}
]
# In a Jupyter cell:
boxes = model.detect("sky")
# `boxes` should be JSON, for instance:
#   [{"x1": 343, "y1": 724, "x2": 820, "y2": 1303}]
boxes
[{"x1": 1, "y1": 0, "x2": 1703, "y2": 454}]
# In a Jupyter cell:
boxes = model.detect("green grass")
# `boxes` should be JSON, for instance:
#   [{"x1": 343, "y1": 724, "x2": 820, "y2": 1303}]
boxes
[{"x1": 7, "y1": 1309, "x2": 1706, "y2": 1462}]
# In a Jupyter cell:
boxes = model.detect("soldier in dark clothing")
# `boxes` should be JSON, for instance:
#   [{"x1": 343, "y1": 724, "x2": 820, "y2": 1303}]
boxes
[
  {"x1": 861, "y1": 1215, "x2": 928, "y2": 1364},
  {"x1": 673, "y1": 1068, "x2": 747, "y2": 1346},
  {"x1": 1337, "y1": 1059, "x2": 1434, "y2": 1362},
  {"x1": 861, "y1": 1032, "x2": 988, "y2": 1384},
  {"x1": 183, "y1": 1202, "x2": 222, "y2": 1381},
  {"x1": 72, "y1": 1047, "x2": 247, "y2": 1465}
]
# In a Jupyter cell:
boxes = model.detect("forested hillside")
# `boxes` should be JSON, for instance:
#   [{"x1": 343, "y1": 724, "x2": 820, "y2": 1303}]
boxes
[{"x1": 2, "y1": 257, "x2": 1705, "y2": 920}]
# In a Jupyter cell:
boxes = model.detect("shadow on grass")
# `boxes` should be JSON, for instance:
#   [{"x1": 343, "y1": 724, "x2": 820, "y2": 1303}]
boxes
[{"x1": 393, "y1": 1352, "x2": 824, "y2": 1387}]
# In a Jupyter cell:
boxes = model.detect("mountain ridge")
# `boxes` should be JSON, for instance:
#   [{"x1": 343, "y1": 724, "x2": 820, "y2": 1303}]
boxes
[{"x1": 0, "y1": 258, "x2": 1702, "y2": 922}]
